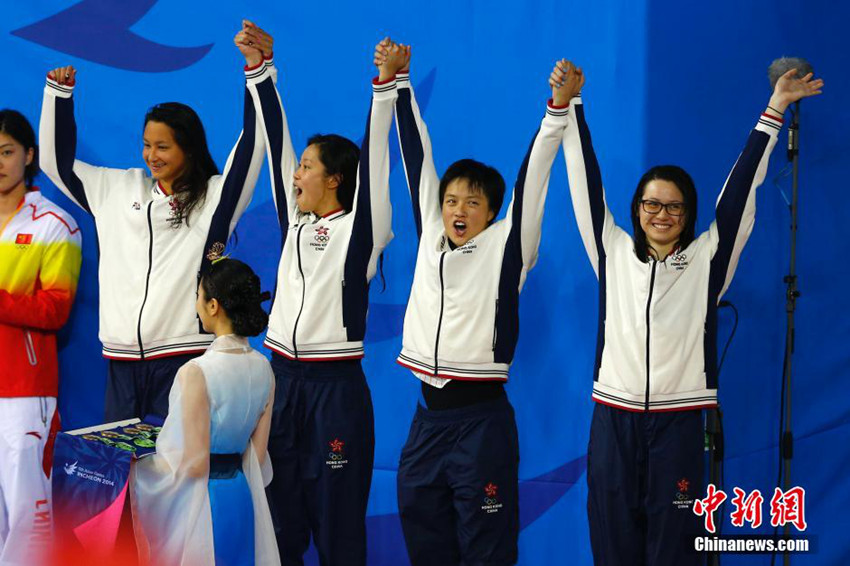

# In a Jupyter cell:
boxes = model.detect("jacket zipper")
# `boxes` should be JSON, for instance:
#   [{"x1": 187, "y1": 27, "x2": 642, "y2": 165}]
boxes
[
  {"x1": 291, "y1": 223, "x2": 307, "y2": 359},
  {"x1": 136, "y1": 202, "x2": 155, "y2": 361},
  {"x1": 341, "y1": 279, "x2": 347, "y2": 328},
  {"x1": 433, "y1": 252, "x2": 447, "y2": 376},
  {"x1": 492, "y1": 299, "x2": 499, "y2": 351},
  {"x1": 644, "y1": 260, "x2": 658, "y2": 411},
  {"x1": 24, "y1": 330, "x2": 38, "y2": 366}
]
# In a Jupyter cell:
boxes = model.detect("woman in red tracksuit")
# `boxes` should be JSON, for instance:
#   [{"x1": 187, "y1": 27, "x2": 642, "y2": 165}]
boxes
[{"x1": 0, "y1": 109, "x2": 82, "y2": 564}]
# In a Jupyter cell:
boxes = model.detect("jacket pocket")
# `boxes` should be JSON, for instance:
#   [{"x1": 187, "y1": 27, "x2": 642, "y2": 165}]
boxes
[{"x1": 24, "y1": 330, "x2": 38, "y2": 366}]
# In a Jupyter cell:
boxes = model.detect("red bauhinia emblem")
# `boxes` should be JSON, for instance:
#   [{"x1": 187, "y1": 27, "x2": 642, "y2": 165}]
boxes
[
  {"x1": 484, "y1": 482, "x2": 498, "y2": 498},
  {"x1": 316, "y1": 227, "x2": 329, "y2": 235},
  {"x1": 329, "y1": 438, "x2": 345, "y2": 453},
  {"x1": 678, "y1": 478, "x2": 690, "y2": 493}
]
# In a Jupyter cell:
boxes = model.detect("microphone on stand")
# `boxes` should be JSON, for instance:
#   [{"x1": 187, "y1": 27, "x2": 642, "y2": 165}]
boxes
[{"x1": 767, "y1": 57, "x2": 813, "y2": 161}]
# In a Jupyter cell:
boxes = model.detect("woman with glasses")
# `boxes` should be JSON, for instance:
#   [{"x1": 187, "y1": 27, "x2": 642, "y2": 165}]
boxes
[
  {"x1": 39, "y1": 23, "x2": 276, "y2": 423},
  {"x1": 557, "y1": 63, "x2": 822, "y2": 566}
]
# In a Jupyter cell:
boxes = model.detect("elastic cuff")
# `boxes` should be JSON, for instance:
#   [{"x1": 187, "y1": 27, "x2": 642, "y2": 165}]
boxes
[
  {"x1": 756, "y1": 112, "x2": 783, "y2": 133},
  {"x1": 372, "y1": 76, "x2": 398, "y2": 99},
  {"x1": 244, "y1": 59, "x2": 265, "y2": 72},
  {"x1": 45, "y1": 77, "x2": 74, "y2": 98},
  {"x1": 547, "y1": 98, "x2": 570, "y2": 110},
  {"x1": 373, "y1": 75, "x2": 396, "y2": 85},
  {"x1": 264, "y1": 53, "x2": 274, "y2": 62},
  {"x1": 245, "y1": 62, "x2": 270, "y2": 84}
]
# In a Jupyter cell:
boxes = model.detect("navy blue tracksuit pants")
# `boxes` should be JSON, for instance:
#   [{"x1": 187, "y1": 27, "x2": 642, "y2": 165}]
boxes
[
  {"x1": 397, "y1": 396, "x2": 519, "y2": 566},
  {"x1": 587, "y1": 403, "x2": 705, "y2": 566},
  {"x1": 105, "y1": 354, "x2": 197, "y2": 421},
  {"x1": 266, "y1": 354, "x2": 375, "y2": 566}
]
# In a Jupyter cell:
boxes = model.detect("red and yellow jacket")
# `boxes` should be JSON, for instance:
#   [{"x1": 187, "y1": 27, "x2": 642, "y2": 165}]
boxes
[{"x1": 0, "y1": 189, "x2": 81, "y2": 397}]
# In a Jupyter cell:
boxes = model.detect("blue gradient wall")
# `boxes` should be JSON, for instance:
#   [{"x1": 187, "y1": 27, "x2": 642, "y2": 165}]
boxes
[{"x1": 3, "y1": 1, "x2": 846, "y2": 563}]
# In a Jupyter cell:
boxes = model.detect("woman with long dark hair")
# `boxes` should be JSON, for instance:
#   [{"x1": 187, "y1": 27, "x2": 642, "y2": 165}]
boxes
[
  {"x1": 39, "y1": 23, "x2": 278, "y2": 422},
  {"x1": 133, "y1": 258, "x2": 279, "y2": 565},
  {"x1": 243, "y1": 25, "x2": 399, "y2": 564},
  {"x1": 559, "y1": 65, "x2": 823, "y2": 565},
  {"x1": 0, "y1": 109, "x2": 81, "y2": 564}
]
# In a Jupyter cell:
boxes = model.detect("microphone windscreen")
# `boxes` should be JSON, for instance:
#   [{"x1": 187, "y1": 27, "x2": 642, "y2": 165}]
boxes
[{"x1": 768, "y1": 57, "x2": 814, "y2": 89}]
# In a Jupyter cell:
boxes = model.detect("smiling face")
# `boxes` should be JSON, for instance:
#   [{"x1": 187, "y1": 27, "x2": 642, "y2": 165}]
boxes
[
  {"x1": 143, "y1": 121, "x2": 186, "y2": 190},
  {"x1": 441, "y1": 178, "x2": 496, "y2": 247},
  {"x1": 293, "y1": 144, "x2": 341, "y2": 216},
  {"x1": 638, "y1": 179, "x2": 687, "y2": 256},
  {"x1": 0, "y1": 132, "x2": 33, "y2": 198}
]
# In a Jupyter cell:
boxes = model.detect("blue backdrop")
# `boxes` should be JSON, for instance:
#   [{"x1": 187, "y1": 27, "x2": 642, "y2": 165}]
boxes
[{"x1": 4, "y1": 1, "x2": 848, "y2": 564}]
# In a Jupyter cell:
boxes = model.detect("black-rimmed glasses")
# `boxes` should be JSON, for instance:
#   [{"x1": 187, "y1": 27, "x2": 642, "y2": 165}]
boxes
[{"x1": 640, "y1": 199, "x2": 686, "y2": 216}]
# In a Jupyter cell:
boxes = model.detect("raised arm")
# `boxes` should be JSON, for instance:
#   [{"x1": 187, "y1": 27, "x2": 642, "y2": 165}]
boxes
[
  {"x1": 375, "y1": 40, "x2": 441, "y2": 238},
  {"x1": 240, "y1": 21, "x2": 298, "y2": 233},
  {"x1": 710, "y1": 68, "x2": 824, "y2": 297},
  {"x1": 560, "y1": 66, "x2": 618, "y2": 278},
  {"x1": 349, "y1": 39, "x2": 404, "y2": 269},
  {"x1": 502, "y1": 60, "x2": 581, "y2": 283},
  {"x1": 39, "y1": 66, "x2": 132, "y2": 215},
  {"x1": 206, "y1": 22, "x2": 275, "y2": 243}
]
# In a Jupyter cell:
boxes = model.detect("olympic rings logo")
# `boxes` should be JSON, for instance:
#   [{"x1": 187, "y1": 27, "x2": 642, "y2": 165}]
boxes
[
  {"x1": 671, "y1": 253, "x2": 687, "y2": 262},
  {"x1": 315, "y1": 235, "x2": 330, "y2": 243},
  {"x1": 483, "y1": 497, "x2": 499, "y2": 505},
  {"x1": 328, "y1": 452, "x2": 344, "y2": 461}
]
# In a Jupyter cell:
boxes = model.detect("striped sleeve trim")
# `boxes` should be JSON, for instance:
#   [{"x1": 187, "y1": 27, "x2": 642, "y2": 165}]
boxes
[
  {"x1": 395, "y1": 72, "x2": 410, "y2": 87},
  {"x1": 45, "y1": 78, "x2": 74, "y2": 97},
  {"x1": 758, "y1": 113, "x2": 783, "y2": 132},
  {"x1": 546, "y1": 101, "x2": 570, "y2": 117},
  {"x1": 245, "y1": 63, "x2": 270, "y2": 82},
  {"x1": 372, "y1": 76, "x2": 398, "y2": 96}
]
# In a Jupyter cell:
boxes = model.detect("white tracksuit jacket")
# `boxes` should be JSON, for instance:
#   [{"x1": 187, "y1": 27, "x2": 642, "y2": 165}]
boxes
[
  {"x1": 394, "y1": 72, "x2": 569, "y2": 382},
  {"x1": 256, "y1": 75, "x2": 396, "y2": 360},
  {"x1": 563, "y1": 95, "x2": 783, "y2": 411},
  {"x1": 39, "y1": 60, "x2": 277, "y2": 360}
]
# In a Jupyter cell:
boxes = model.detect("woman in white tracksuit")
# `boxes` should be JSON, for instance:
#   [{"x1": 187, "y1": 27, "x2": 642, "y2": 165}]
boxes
[
  {"x1": 558, "y1": 64, "x2": 822, "y2": 566},
  {"x1": 39, "y1": 24, "x2": 277, "y2": 423}
]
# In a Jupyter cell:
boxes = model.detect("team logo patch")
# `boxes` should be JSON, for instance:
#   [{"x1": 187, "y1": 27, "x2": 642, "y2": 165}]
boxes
[
  {"x1": 166, "y1": 195, "x2": 185, "y2": 229},
  {"x1": 311, "y1": 226, "x2": 330, "y2": 251},
  {"x1": 15, "y1": 233, "x2": 33, "y2": 247},
  {"x1": 481, "y1": 482, "x2": 503, "y2": 514},
  {"x1": 673, "y1": 476, "x2": 695, "y2": 509},
  {"x1": 326, "y1": 438, "x2": 349, "y2": 469},
  {"x1": 670, "y1": 252, "x2": 688, "y2": 270}
]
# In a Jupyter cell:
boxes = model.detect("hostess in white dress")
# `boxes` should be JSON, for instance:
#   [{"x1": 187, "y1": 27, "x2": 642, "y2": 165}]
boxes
[{"x1": 133, "y1": 334, "x2": 279, "y2": 565}]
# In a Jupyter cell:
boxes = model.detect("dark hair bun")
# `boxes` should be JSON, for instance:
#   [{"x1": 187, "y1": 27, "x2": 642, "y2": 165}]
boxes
[{"x1": 200, "y1": 259, "x2": 269, "y2": 337}]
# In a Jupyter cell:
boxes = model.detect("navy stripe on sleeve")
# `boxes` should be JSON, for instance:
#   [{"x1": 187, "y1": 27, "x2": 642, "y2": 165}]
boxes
[
  {"x1": 54, "y1": 96, "x2": 92, "y2": 214},
  {"x1": 703, "y1": 130, "x2": 770, "y2": 388},
  {"x1": 573, "y1": 103, "x2": 609, "y2": 382},
  {"x1": 395, "y1": 87, "x2": 425, "y2": 239},
  {"x1": 493, "y1": 130, "x2": 538, "y2": 364},
  {"x1": 255, "y1": 78, "x2": 290, "y2": 242},
  {"x1": 200, "y1": 86, "x2": 258, "y2": 275},
  {"x1": 341, "y1": 102, "x2": 376, "y2": 342}
]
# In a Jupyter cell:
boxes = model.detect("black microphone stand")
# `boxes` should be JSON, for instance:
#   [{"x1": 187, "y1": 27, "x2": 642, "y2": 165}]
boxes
[{"x1": 779, "y1": 101, "x2": 801, "y2": 566}]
